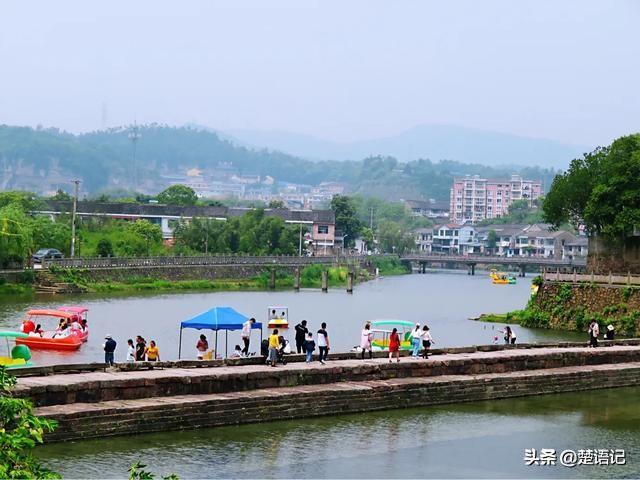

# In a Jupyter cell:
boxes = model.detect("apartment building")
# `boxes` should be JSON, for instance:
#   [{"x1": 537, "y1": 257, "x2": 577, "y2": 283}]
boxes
[{"x1": 450, "y1": 175, "x2": 542, "y2": 224}]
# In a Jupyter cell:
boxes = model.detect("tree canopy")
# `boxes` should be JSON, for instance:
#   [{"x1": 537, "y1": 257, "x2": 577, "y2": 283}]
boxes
[
  {"x1": 157, "y1": 185, "x2": 198, "y2": 205},
  {"x1": 543, "y1": 134, "x2": 640, "y2": 237}
]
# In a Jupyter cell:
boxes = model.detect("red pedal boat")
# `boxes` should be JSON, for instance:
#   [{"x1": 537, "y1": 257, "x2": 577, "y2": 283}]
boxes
[{"x1": 16, "y1": 308, "x2": 89, "y2": 351}]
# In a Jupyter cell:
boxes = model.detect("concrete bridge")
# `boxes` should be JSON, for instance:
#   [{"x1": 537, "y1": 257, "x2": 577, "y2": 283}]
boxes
[
  {"x1": 42, "y1": 255, "x2": 368, "y2": 292},
  {"x1": 400, "y1": 253, "x2": 587, "y2": 276}
]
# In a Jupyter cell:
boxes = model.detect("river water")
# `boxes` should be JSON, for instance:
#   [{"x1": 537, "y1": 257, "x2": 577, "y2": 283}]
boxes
[
  {"x1": 0, "y1": 271, "x2": 583, "y2": 364},
  {"x1": 37, "y1": 386, "x2": 640, "y2": 478}
]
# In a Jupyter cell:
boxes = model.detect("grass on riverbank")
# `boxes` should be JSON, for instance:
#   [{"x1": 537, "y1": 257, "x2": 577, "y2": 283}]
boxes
[
  {"x1": 89, "y1": 278, "x2": 266, "y2": 292},
  {"x1": 369, "y1": 256, "x2": 410, "y2": 275},
  {"x1": 0, "y1": 283, "x2": 33, "y2": 295}
]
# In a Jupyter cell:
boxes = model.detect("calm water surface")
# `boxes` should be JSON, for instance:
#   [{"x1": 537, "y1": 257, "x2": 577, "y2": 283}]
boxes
[
  {"x1": 0, "y1": 272, "x2": 582, "y2": 364},
  {"x1": 37, "y1": 386, "x2": 640, "y2": 478}
]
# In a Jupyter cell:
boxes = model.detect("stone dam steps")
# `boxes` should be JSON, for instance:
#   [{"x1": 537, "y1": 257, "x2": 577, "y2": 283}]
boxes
[
  {"x1": 36, "y1": 361, "x2": 640, "y2": 442},
  {"x1": 18, "y1": 344, "x2": 640, "y2": 441}
]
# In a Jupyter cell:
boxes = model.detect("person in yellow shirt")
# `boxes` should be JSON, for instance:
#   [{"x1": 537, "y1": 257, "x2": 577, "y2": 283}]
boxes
[
  {"x1": 146, "y1": 340, "x2": 160, "y2": 362},
  {"x1": 268, "y1": 329, "x2": 280, "y2": 367}
]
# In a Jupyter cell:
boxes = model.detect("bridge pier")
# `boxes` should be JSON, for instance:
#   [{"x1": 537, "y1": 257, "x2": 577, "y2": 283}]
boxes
[
  {"x1": 294, "y1": 267, "x2": 300, "y2": 291},
  {"x1": 467, "y1": 263, "x2": 476, "y2": 275},
  {"x1": 519, "y1": 265, "x2": 526, "y2": 277},
  {"x1": 346, "y1": 271, "x2": 354, "y2": 294},
  {"x1": 321, "y1": 270, "x2": 328, "y2": 293},
  {"x1": 269, "y1": 269, "x2": 276, "y2": 290}
]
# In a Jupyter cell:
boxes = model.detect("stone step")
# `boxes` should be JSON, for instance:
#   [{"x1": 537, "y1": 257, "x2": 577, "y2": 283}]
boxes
[
  {"x1": 18, "y1": 345, "x2": 640, "y2": 407},
  {"x1": 36, "y1": 361, "x2": 640, "y2": 442}
]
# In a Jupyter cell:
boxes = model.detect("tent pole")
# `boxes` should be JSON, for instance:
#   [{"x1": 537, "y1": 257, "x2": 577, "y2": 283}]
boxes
[
  {"x1": 178, "y1": 327, "x2": 183, "y2": 359},
  {"x1": 225, "y1": 330, "x2": 228, "y2": 359},
  {"x1": 215, "y1": 330, "x2": 218, "y2": 360}
]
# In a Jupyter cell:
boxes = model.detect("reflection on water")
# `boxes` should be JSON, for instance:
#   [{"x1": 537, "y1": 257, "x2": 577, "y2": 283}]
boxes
[
  {"x1": 37, "y1": 386, "x2": 640, "y2": 479},
  {"x1": 0, "y1": 272, "x2": 583, "y2": 365}
]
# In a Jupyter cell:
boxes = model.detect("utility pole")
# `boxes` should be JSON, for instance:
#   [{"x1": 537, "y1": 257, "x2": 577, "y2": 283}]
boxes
[
  {"x1": 70, "y1": 179, "x2": 81, "y2": 258},
  {"x1": 370, "y1": 207, "x2": 374, "y2": 229},
  {"x1": 298, "y1": 224, "x2": 303, "y2": 256}
]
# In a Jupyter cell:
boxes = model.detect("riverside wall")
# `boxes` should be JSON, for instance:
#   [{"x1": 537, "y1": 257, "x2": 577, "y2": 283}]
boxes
[
  {"x1": 534, "y1": 282, "x2": 640, "y2": 335},
  {"x1": 18, "y1": 343, "x2": 640, "y2": 442}
]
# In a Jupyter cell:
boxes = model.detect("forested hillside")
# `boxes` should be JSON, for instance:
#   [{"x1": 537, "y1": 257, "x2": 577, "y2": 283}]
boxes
[{"x1": 0, "y1": 124, "x2": 559, "y2": 200}]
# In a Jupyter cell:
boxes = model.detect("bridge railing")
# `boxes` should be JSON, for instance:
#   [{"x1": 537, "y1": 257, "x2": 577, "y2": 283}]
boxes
[
  {"x1": 43, "y1": 255, "x2": 366, "y2": 269},
  {"x1": 401, "y1": 253, "x2": 586, "y2": 266},
  {"x1": 543, "y1": 270, "x2": 640, "y2": 285}
]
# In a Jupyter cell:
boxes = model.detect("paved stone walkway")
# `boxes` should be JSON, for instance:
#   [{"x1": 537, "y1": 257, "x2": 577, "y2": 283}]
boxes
[{"x1": 17, "y1": 344, "x2": 640, "y2": 393}]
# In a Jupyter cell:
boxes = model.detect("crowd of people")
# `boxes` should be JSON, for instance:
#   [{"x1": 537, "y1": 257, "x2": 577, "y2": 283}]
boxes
[{"x1": 102, "y1": 334, "x2": 161, "y2": 366}]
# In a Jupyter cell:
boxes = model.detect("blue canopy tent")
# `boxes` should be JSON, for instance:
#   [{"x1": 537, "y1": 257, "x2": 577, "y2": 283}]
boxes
[{"x1": 178, "y1": 307, "x2": 262, "y2": 359}]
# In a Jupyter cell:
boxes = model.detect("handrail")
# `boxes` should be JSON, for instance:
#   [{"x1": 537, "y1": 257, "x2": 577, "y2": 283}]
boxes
[{"x1": 43, "y1": 254, "x2": 368, "y2": 269}]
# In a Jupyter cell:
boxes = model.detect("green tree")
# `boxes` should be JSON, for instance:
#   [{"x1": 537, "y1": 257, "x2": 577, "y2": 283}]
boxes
[
  {"x1": 50, "y1": 189, "x2": 72, "y2": 201},
  {"x1": 31, "y1": 217, "x2": 71, "y2": 254},
  {"x1": 0, "y1": 366, "x2": 60, "y2": 479},
  {"x1": 487, "y1": 230, "x2": 497, "y2": 254},
  {"x1": 126, "y1": 220, "x2": 163, "y2": 256},
  {"x1": 330, "y1": 195, "x2": 361, "y2": 247},
  {"x1": 157, "y1": 185, "x2": 198, "y2": 206},
  {"x1": 96, "y1": 238, "x2": 114, "y2": 257},
  {"x1": 543, "y1": 135, "x2": 640, "y2": 237},
  {"x1": 267, "y1": 199, "x2": 286, "y2": 209},
  {"x1": 377, "y1": 219, "x2": 414, "y2": 254},
  {"x1": 0, "y1": 203, "x2": 34, "y2": 268}
]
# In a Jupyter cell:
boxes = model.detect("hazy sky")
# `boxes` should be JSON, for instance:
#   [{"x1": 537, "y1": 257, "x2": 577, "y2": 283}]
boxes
[{"x1": 1, "y1": 0, "x2": 638, "y2": 145}]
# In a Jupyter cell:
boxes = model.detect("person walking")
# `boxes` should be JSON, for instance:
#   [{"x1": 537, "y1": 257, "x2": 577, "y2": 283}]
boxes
[
  {"x1": 360, "y1": 322, "x2": 373, "y2": 360},
  {"x1": 588, "y1": 320, "x2": 600, "y2": 348},
  {"x1": 135, "y1": 335, "x2": 146, "y2": 361},
  {"x1": 196, "y1": 334, "x2": 209, "y2": 360},
  {"x1": 317, "y1": 322, "x2": 329, "y2": 364},
  {"x1": 268, "y1": 328, "x2": 280, "y2": 367},
  {"x1": 304, "y1": 332, "x2": 315, "y2": 363},
  {"x1": 421, "y1": 325, "x2": 433, "y2": 359},
  {"x1": 146, "y1": 340, "x2": 160, "y2": 362},
  {"x1": 411, "y1": 323, "x2": 422, "y2": 358},
  {"x1": 388, "y1": 328, "x2": 400, "y2": 363},
  {"x1": 126, "y1": 338, "x2": 135, "y2": 362},
  {"x1": 103, "y1": 334, "x2": 116, "y2": 366},
  {"x1": 294, "y1": 320, "x2": 309, "y2": 354},
  {"x1": 241, "y1": 317, "x2": 256, "y2": 356}
]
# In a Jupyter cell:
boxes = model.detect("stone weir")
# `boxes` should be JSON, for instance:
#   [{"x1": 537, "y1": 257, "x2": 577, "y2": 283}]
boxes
[{"x1": 21, "y1": 343, "x2": 640, "y2": 442}]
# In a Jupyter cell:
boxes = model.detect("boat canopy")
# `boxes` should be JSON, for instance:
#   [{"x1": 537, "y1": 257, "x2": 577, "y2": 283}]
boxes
[
  {"x1": 27, "y1": 309, "x2": 76, "y2": 319},
  {"x1": 0, "y1": 331, "x2": 28, "y2": 338},
  {"x1": 180, "y1": 307, "x2": 261, "y2": 331},
  {"x1": 371, "y1": 320, "x2": 414, "y2": 328},
  {"x1": 58, "y1": 306, "x2": 89, "y2": 314}
]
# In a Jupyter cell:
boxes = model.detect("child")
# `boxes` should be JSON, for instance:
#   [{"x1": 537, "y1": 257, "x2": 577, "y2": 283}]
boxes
[
  {"x1": 304, "y1": 332, "x2": 315, "y2": 363},
  {"x1": 231, "y1": 345, "x2": 243, "y2": 358}
]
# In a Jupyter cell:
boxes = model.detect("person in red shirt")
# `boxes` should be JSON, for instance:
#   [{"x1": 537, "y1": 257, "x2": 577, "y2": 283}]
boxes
[{"x1": 388, "y1": 327, "x2": 401, "y2": 363}]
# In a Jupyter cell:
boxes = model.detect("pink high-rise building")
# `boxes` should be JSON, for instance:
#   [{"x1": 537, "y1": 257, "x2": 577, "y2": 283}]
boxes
[{"x1": 450, "y1": 175, "x2": 542, "y2": 224}]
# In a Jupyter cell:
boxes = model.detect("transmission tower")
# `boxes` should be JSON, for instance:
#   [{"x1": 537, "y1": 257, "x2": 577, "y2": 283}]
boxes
[{"x1": 128, "y1": 122, "x2": 142, "y2": 190}]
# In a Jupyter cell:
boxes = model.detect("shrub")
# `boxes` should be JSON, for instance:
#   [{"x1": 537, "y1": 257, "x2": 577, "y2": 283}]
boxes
[{"x1": 96, "y1": 238, "x2": 114, "y2": 257}]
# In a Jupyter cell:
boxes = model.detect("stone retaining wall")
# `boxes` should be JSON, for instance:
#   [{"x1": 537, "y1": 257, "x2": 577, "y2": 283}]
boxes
[
  {"x1": 20, "y1": 346, "x2": 640, "y2": 407},
  {"x1": 37, "y1": 362, "x2": 640, "y2": 442}
]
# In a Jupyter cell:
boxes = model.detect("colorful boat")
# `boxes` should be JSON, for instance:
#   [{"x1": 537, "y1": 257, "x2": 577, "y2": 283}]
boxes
[
  {"x1": 16, "y1": 309, "x2": 86, "y2": 351},
  {"x1": 0, "y1": 331, "x2": 32, "y2": 368},
  {"x1": 370, "y1": 319, "x2": 414, "y2": 351},
  {"x1": 267, "y1": 306, "x2": 289, "y2": 329},
  {"x1": 490, "y1": 271, "x2": 517, "y2": 284}
]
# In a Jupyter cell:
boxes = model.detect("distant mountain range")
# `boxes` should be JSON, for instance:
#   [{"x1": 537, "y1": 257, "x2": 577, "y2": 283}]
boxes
[
  {"x1": 226, "y1": 124, "x2": 590, "y2": 168},
  {"x1": 0, "y1": 124, "x2": 562, "y2": 200}
]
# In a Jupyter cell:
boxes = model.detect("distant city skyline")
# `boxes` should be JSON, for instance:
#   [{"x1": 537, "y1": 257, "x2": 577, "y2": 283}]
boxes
[{"x1": 1, "y1": 0, "x2": 638, "y2": 147}]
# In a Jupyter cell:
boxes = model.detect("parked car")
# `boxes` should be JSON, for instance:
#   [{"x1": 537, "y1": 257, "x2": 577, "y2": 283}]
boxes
[{"x1": 31, "y1": 248, "x2": 64, "y2": 263}]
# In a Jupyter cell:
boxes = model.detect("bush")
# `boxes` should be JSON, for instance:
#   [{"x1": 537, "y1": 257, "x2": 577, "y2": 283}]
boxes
[{"x1": 96, "y1": 238, "x2": 114, "y2": 257}]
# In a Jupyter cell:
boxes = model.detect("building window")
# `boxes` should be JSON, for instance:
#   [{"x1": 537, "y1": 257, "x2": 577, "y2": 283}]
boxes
[{"x1": 317, "y1": 225, "x2": 329, "y2": 234}]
